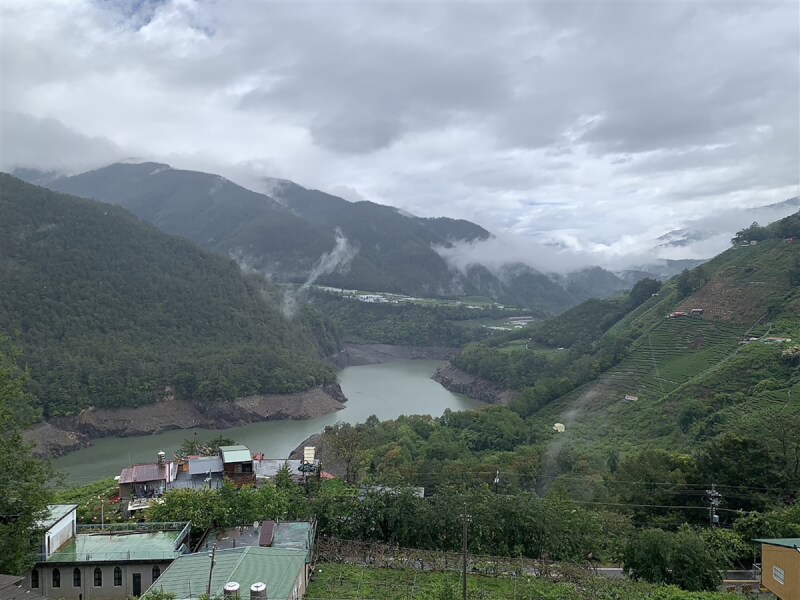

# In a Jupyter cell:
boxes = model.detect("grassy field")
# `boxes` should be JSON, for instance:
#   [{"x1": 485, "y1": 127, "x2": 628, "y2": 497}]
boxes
[{"x1": 305, "y1": 563, "x2": 737, "y2": 599}]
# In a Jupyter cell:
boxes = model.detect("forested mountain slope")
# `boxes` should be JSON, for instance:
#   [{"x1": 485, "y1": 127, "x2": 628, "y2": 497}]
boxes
[
  {"x1": 450, "y1": 213, "x2": 800, "y2": 461},
  {"x1": 44, "y1": 162, "x2": 335, "y2": 281},
  {"x1": 0, "y1": 174, "x2": 337, "y2": 418},
  {"x1": 268, "y1": 177, "x2": 498, "y2": 297},
  {"x1": 19, "y1": 164, "x2": 582, "y2": 312}
]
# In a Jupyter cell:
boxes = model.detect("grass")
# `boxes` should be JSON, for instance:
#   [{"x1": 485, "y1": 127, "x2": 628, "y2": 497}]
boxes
[
  {"x1": 305, "y1": 563, "x2": 738, "y2": 599},
  {"x1": 52, "y1": 478, "x2": 124, "y2": 524}
]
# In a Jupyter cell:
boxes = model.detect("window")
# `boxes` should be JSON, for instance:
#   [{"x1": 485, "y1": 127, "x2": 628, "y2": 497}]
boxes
[
  {"x1": 52, "y1": 568, "x2": 60, "y2": 588},
  {"x1": 31, "y1": 569, "x2": 39, "y2": 589},
  {"x1": 73, "y1": 568, "x2": 81, "y2": 587},
  {"x1": 152, "y1": 566, "x2": 160, "y2": 582},
  {"x1": 93, "y1": 567, "x2": 102, "y2": 587},
  {"x1": 113, "y1": 567, "x2": 122, "y2": 587}
]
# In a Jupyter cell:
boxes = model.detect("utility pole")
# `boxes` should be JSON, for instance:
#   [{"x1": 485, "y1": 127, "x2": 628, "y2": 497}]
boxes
[
  {"x1": 206, "y1": 544, "x2": 217, "y2": 596},
  {"x1": 462, "y1": 503, "x2": 469, "y2": 600},
  {"x1": 705, "y1": 484, "x2": 721, "y2": 526}
]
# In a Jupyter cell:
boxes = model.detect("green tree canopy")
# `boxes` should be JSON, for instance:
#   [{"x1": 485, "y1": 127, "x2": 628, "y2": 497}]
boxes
[{"x1": 0, "y1": 342, "x2": 54, "y2": 574}]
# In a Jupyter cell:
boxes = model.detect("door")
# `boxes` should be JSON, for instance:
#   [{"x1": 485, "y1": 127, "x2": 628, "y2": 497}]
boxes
[{"x1": 132, "y1": 573, "x2": 141, "y2": 597}]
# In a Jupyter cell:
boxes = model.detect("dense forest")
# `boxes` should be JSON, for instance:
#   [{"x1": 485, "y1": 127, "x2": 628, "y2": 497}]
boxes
[{"x1": 0, "y1": 175, "x2": 338, "y2": 418}]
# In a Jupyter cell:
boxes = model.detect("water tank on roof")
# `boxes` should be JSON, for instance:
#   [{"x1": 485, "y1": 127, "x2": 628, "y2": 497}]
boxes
[
  {"x1": 250, "y1": 582, "x2": 267, "y2": 600},
  {"x1": 223, "y1": 582, "x2": 240, "y2": 599}
]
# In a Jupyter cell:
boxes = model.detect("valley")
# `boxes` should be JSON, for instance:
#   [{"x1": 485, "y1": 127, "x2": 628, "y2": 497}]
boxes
[
  {"x1": 49, "y1": 360, "x2": 481, "y2": 485},
  {"x1": 3, "y1": 5, "x2": 800, "y2": 596}
]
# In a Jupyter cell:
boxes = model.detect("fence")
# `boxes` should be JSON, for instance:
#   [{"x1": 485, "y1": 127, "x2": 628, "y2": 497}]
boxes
[{"x1": 315, "y1": 536, "x2": 595, "y2": 582}]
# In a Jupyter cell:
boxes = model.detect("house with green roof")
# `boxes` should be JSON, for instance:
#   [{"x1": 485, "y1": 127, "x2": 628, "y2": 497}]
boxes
[
  {"x1": 148, "y1": 546, "x2": 308, "y2": 600},
  {"x1": 25, "y1": 505, "x2": 190, "y2": 600}
]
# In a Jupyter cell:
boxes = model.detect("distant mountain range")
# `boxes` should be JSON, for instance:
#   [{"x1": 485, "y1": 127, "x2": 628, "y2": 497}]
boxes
[{"x1": 12, "y1": 163, "x2": 797, "y2": 313}]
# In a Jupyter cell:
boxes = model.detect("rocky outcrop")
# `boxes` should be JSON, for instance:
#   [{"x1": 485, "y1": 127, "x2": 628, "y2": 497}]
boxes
[
  {"x1": 23, "y1": 422, "x2": 91, "y2": 459},
  {"x1": 432, "y1": 363, "x2": 518, "y2": 405},
  {"x1": 24, "y1": 384, "x2": 348, "y2": 459},
  {"x1": 330, "y1": 344, "x2": 457, "y2": 367}
]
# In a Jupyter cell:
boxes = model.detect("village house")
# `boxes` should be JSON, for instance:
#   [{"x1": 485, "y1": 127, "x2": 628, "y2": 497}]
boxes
[
  {"x1": 152, "y1": 520, "x2": 316, "y2": 600},
  {"x1": 755, "y1": 538, "x2": 800, "y2": 599},
  {"x1": 118, "y1": 452, "x2": 178, "y2": 515},
  {"x1": 0, "y1": 573, "x2": 51, "y2": 600},
  {"x1": 219, "y1": 445, "x2": 256, "y2": 487},
  {"x1": 147, "y1": 547, "x2": 307, "y2": 600},
  {"x1": 117, "y1": 446, "x2": 321, "y2": 506},
  {"x1": 24, "y1": 505, "x2": 189, "y2": 600}
]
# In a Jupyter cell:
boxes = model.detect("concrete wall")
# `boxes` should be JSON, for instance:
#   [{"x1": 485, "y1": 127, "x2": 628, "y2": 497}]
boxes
[
  {"x1": 762, "y1": 545, "x2": 800, "y2": 600},
  {"x1": 44, "y1": 512, "x2": 76, "y2": 558},
  {"x1": 29, "y1": 562, "x2": 172, "y2": 600}
]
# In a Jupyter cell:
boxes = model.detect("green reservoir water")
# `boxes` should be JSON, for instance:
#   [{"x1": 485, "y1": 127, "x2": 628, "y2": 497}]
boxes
[{"x1": 52, "y1": 360, "x2": 481, "y2": 486}]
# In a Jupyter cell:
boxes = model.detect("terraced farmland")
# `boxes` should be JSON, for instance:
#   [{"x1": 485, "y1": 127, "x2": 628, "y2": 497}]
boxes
[{"x1": 602, "y1": 317, "x2": 745, "y2": 400}]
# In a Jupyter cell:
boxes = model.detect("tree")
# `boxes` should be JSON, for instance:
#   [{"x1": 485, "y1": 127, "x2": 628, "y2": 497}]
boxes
[
  {"x1": 623, "y1": 527, "x2": 720, "y2": 592},
  {"x1": 0, "y1": 342, "x2": 54, "y2": 574},
  {"x1": 629, "y1": 278, "x2": 661, "y2": 307},
  {"x1": 320, "y1": 422, "x2": 365, "y2": 484},
  {"x1": 146, "y1": 489, "x2": 227, "y2": 532}
]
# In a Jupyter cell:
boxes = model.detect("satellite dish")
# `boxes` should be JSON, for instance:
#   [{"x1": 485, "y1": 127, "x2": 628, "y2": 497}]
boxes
[{"x1": 553, "y1": 423, "x2": 565, "y2": 433}]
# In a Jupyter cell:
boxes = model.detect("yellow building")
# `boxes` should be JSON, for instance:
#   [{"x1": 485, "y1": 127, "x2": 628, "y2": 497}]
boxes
[{"x1": 756, "y1": 538, "x2": 800, "y2": 600}]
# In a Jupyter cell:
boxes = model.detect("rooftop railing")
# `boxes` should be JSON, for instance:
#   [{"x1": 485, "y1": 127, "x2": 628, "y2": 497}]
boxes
[{"x1": 38, "y1": 549, "x2": 183, "y2": 563}]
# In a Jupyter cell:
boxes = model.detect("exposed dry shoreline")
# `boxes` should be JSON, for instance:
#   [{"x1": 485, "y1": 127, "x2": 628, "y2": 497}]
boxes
[
  {"x1": 432, "y1": 362, "x2": 519, "y2": 405},
  {"x1": 24, "y1": 384, "x2": 347, "y2": 459},
  {"x1": 25, "y1": 344, "x2": 496, "y2": 461},
  {"x1": 330, "y1": 343, "x2": 457, "y2": 367}
]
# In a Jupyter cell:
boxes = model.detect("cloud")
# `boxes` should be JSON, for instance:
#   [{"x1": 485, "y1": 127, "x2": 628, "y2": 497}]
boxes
[
  {"x1": 0, "y1": 112, "x2": 124, "y2": 172},
  {"x1": 0, "y1": 0, "x2": 797, "y2": 262}
]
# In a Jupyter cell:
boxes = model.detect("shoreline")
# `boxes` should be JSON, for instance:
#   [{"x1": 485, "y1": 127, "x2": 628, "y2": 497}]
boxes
[
  {"x1": 432, "y1": 362, "x2": 519, "y2": 405},
  {"x1": 26, "y1": 343, "x2": 461, "y2": 461},
  {"x1": 24, "y1": 384, "x2": 347, "y2": 459}
]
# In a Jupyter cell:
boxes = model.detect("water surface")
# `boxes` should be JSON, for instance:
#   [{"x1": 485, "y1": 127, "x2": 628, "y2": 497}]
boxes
[{"x1": 52, "y1": 360, "x2": 480, "y2": 485}]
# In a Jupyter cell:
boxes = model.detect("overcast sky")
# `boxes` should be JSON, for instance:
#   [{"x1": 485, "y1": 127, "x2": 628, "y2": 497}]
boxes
[{"x1": 1, "y1": 0, "x2": 798, "y2": 267}]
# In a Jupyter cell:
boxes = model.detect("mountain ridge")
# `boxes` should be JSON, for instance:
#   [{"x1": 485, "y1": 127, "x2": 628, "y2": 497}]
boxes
[{"x1": 0, "y1": 173, "x2": 339, "y2": 419}]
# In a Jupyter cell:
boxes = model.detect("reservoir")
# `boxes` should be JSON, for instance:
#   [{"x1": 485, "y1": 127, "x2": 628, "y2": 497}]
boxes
[{"x1": 51, "y1": 360, "x2": 481, "y2": 486}]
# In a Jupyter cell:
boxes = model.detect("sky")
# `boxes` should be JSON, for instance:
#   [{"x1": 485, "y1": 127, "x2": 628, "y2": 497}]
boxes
[{"x1": 1, "y1": 0, "x2": 798, "y2": 268}]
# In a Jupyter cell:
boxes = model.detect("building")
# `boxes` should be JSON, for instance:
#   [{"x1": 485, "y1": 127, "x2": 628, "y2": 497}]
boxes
[
  {"x1": 219, "y1": 445, "x2": 255, "y2": 487},
  {"x1": 755, "y1": 538, "x2": 800, "y2": 599},
  {"x1": 147, "y1": 546, "x2": 308, "y2": 600},
  {"x1": 40, "y1": 505, "x2": 78, "y2": 560},
  {"x1": 202, "y1": 521, "x2": 315, "y2": 563},
  {"x1": 175, "y1": 455, "x2": 225, "y2": 490},
  {"x1": 26, "y1": 505, "x2": 190, "y2": 600},
  {"x1": 118, "y1": 452, "x2": 178, "y2": 514},
  {"x1": 0, "y1": 574, "x2": 50, "y2": 600}
]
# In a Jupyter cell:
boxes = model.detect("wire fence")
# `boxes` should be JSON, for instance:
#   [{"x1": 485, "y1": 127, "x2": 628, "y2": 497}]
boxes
[{"x1": 315, "y1": 536, "x2": 597, "y2": 581}]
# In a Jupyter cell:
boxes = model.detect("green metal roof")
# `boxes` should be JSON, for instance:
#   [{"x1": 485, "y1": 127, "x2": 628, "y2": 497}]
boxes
[
  {"x1": 45, "y1": 530, "x2": 183, "y2": 563},
  {"x1": 273, "y1": 522, "x2": 314, "y2": 562},
  {"x1": 149, "y1": 547, "x2": 306, "y2": 600},
  {"x1": 755, "y1": 538, "x2": 800, "y2": 549},
  {"x1": 219, "y1": 445, "x2": 252, "y2": 464},
  {"x1": 38, "y1": 505, "x2": 77, "y2": 530}
]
